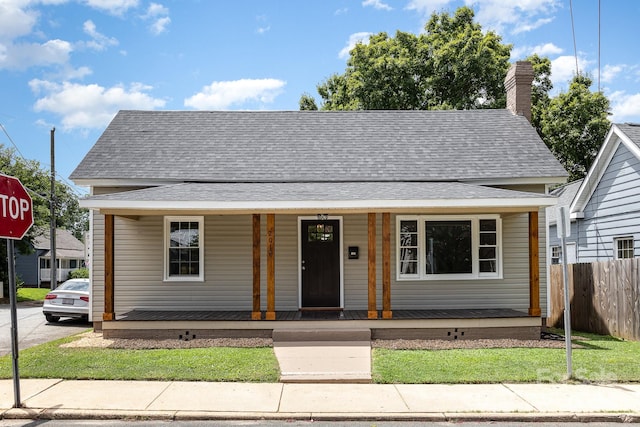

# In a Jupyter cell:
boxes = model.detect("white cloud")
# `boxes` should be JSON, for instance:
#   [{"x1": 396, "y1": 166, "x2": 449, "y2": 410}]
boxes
[
  {"x1": 463, "y1": 0, "x2": 558, "y2": 35},
  {"x1": 0, "y1": 39, "x2": 72, "y2": 70},
  {"x1": 550, "y1": 55, "x2": 590, "y2": 90},
  {"x1": 532, "y1": 42, "x2": 563, "y2": 56},
  {"x1": 609, "y1": 91, "x2": 640, "y2": 123},
  {"x1": 82, "y1": 20, "x2": 118, "y2": 50},
  {"x1": 150, "y1": 16, "x2": 170, "y2": 35},
  {"x1": 362, "y1": 0, "x2": 393, "y2": 11},
  {"x1": 600, "y1": 64, "x2": 624, "y2": 84},
  {"x1": 83, "y1": 0, "x2": 139, "y2": 16},
  {"x1": 511, "y1": 17, "x2": 554, "y2": 34},
  {"x1": 335, "y1": 7, "x2": 349, "y2": 15},
  {"x1": 255, "y1": 15, "x2": 270, "y2": 35},
  {"x1": 29, "y1": 79, "x2": 166, "y2": 129},
  {"x1": 405, "y1": 0, "x2": 452, "y2": 17},
  {"x1": 0, "y1": 0, "x2": 39, "y2": 40},
  {"x1": 338, "y1": 32, "x2": 372, "y2": 60},
  {"x1": 144, "y1": 3, "x2": 170, "y2": 34},
  {"x1": 256, "y1": 25, "x2": 270, "y2": 35},
  {"x1": 511, "y1": 42, "x2": 563, "y2": 61},
  {"x1": 145, "y1": 2, "x2": 168, "y2": 17},
  {"x1": 184, "y1": 79, "x2": 286, "y2": 110}
]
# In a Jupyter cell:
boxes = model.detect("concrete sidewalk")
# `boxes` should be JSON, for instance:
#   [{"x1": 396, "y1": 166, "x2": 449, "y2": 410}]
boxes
[{"x1": 2, "y1": 379, "x2": 640, "y2": 421}]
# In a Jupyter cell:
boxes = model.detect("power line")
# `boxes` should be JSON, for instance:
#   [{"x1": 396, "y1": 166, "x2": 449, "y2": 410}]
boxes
[
  {"x1": 0, "y1": 123, "x2": 27, "y2": 160},
  {"x1": 598, "y1": 0, "x2": 601, "y2": 91},
  {"x1": 0, "y1": 122, "x2": 87, "y2": 199},
  {"x1": 569, "y1": 0, "x2": 580, "y2": 76}
]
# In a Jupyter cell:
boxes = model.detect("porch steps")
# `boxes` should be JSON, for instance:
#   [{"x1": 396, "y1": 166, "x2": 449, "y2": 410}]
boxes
[
  {"x1": 272, "y1": 328, "x2": 371, "y2": 342},
  {"x1": 272, "y1": 328, "x2": 372, "y2": 383}
]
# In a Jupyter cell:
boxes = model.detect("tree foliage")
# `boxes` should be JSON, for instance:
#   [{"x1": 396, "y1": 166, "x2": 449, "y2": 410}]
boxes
[
  {"x1": 525, "y1": 53, "x2": 553, "y2": 135},
  {"x1": 308, "y1": 7, "x2": 512, "y2": 111},
  {"x1": 298, "y1": 93, "x2": 318, "y2": 110},
  {"x1": 0, "y1": 144, "x2": 88, "y2": 291},
  {"x1": 539, "y1": 74, "x2": 610, "y2": 181},
  {"x1": 300, "y1": 6, "x2": 612, "y2": 184}
]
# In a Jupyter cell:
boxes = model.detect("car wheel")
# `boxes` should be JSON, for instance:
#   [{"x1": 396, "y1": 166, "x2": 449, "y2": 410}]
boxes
[{"x1": 45, "y1": 314, "x2": 60, "y2": 323}]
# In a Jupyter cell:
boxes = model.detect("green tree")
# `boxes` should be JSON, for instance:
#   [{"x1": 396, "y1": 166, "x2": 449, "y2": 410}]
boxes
[
  {"x1": 525, "y1": 53, "x2": 553, "y2": 135},
  {"x1": 304, "y1": 7, "x2": 512, "y2": 111},
  {"x1": 539, "y1": 74, "x2": 610, "y2": 181},
  {"x1": 0, "y1": 145, "x2": 89, "y2": 293},
  {"x1": 298, "y1": 93, "x2": 318, "y2": 110}
]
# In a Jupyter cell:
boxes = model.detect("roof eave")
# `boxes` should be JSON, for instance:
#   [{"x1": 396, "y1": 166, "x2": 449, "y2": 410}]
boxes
[{"x1": 80, "y1": 197, "x2": 557, "y2": 214}]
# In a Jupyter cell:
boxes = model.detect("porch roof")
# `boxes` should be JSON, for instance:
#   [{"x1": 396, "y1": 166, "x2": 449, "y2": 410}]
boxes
[{"x1": 81, "y1": 181, "x2": 556, "y2": 213}]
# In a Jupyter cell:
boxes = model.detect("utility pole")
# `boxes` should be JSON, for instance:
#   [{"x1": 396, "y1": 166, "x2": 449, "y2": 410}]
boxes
[{"x1": 50, "y1": 128, "x2": 57, "y2": 289}]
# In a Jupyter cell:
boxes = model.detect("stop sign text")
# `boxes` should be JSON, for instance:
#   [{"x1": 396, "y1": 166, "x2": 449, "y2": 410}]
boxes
[
  {"x1": 0, "y1": 194, "x2": 31, "y2": 221},
  {"x1": 0, "y1": 174, "x2": 34, "y2": 240}
]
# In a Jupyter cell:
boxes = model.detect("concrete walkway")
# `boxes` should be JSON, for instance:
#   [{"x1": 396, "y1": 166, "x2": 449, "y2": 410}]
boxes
[
  {"x1": 2, "y1": 379, "x2": 640, "y2": 421},
  {"x1": 272, "y1": 328, "x2": 372, "y2": 383}
]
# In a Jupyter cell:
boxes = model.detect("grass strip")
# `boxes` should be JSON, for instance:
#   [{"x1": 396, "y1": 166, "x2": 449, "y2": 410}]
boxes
[
  {"x1": 0, "y1": 335, "x2": 280, "y2": 382},
  {"x1": 372, "y1": 331, "x2": 640, "y2": 384},
  {"x1": 16, "y1": 288, "x2": 50, "y2": 302}
]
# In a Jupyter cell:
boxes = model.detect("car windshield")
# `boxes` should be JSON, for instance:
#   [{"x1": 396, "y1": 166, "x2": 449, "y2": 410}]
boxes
[{"x1": 56, "y1": 280, "x2": 89, "y2": 292}]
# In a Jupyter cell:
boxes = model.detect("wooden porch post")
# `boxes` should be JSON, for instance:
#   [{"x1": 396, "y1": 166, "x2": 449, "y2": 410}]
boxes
[
  {"x1": 252, "y1": 214, "x2": 261, "y2": 320},
  {"x1": 265, "y1": 214, "x2": 276, "y2": 320},
  {"x1": 103, "y1": 214, "x2": 115, "y2": 321},
  {"x1": 382, "y1": 212, "x2": 392, "y2": 319},
  {"x1": 528, "y1": 210, "x2": 541, "y2": 316},
  {"x1": 368, "y1": 213, "x2": 378, "y2": 319}
]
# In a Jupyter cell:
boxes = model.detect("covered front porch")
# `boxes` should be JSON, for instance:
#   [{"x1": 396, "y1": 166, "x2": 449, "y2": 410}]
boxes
[{"x1": 85, "y1": 181, "x2": 552, "y2": 341}]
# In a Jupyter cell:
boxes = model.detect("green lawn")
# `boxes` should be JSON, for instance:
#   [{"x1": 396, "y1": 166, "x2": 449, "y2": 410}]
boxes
[
  {"x1": 372, "y1": 331, "x2": 640, "y2": 383},
  {"x1": 2, "y1": 330, "x2": 639, "y2": 384},
  {"x1": 16, "y1": 287, "x2": 50, "y2": 302},
  {"x1": 0, "y1": 335, "x2": 280, "y2": 382}
]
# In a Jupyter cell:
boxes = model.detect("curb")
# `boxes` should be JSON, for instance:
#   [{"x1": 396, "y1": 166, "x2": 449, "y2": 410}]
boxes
[{"x1": 3, "y1": 409, "x2": 640, "y2": 422}]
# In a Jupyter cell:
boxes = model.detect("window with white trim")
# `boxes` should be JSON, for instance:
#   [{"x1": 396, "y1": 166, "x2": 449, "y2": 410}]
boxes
[
  {"x1": 397, "y1": 215, "x2": 502, "y2": 280},
  {"x1": 550, "y1": 246, "x2": 562, "y2": 264},
  {"x1": 614, "y1": 236, "x2": 634, "y2": 260},
  {"x1": 164, "y1": 216, "x2": 204, "y2": 281}
]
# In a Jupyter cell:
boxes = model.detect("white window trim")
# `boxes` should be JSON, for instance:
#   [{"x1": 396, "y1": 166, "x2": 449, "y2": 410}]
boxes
[
  {"x1": 164, "y1": 216, "x2": 205, "y2": 282},
  {"x1": 614, "y1": 235, "x2": 635, "y2": 260},
  {"x1": 550, "y1": 245, "x2": 562, "y2": 265},
  {"x1": 396, "y1": 214, "x2": 503, "y2": 281}
]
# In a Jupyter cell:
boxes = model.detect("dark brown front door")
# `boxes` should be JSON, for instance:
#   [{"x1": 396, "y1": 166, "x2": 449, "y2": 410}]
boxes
[{"x1": 301, "y1": 219, "x2": 341, "y2": 308}]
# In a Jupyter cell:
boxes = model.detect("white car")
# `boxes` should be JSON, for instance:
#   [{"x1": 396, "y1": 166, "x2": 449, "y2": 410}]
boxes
[{"x1": 42, "y1": 278, "x2": 90, "y2": 323}]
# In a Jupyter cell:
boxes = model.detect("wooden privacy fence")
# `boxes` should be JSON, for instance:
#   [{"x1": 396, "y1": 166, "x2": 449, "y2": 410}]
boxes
[{"x1": 549, "y1": 259, "x2": 640, "y2": 341}]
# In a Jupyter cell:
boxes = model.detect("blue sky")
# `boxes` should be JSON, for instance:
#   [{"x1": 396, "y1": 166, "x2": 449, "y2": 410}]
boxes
[{"x1": 1, "y1": 0, "x2": 639, "y2": 196}]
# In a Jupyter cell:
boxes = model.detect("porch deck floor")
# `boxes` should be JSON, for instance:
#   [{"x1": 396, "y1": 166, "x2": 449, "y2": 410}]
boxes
[{"x1": 117, "y1": 308, "x2": 530, "y2": 321}]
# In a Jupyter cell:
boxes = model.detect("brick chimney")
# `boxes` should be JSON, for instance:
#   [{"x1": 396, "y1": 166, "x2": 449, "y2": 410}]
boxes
[{"x1": 504, "y1": 61, "x2": 534, "y2": 122}]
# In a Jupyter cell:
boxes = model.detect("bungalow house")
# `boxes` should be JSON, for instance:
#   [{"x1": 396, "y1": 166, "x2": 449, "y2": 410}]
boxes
[
  {"x1": 15, "y1": 228, "x2": 86, "y2": 287},
  {"x1": 547, "y1": 123, "x2": 640, "y2": 263},
  {"x1": 71, "y1": 62, "x2": 568, "y2": 340}
]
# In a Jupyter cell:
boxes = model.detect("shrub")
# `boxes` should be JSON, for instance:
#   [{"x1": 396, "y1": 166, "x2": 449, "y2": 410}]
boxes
[{"x1": 69, "y1": 268, "x2": 89, "y2": 279}]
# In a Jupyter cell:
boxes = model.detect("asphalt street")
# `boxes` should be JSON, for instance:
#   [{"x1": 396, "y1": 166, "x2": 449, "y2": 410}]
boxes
[{"x1": 0, "y1": 302, "x2": 90, "y2": 356}]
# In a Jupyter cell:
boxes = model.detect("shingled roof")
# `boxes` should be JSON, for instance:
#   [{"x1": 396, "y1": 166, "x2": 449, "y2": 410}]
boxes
[{"x1": 70, "y1": 109, "x2": 567, "y2": 185}]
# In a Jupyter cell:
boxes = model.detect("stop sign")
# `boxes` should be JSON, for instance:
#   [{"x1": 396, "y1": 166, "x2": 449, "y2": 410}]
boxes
[{"x1": 0, "y1": 174, "x2": 34, "y2": 240}]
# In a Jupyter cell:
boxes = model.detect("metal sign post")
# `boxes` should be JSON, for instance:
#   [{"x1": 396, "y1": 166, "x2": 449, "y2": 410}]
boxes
[
  {"x1": 6, "y1": 239, "x2": 21, "y2": 407},
  {"x1": 557, "y1": 206, "x2": 573, "y2": 379},
  {"x1": 0, "y1": 173, "x2": 34, "y2": 408}
]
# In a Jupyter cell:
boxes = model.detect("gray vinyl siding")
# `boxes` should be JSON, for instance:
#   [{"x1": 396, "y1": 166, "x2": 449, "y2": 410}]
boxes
[
  {"x1": 547, "y1": 222, "x2": 579, "y2": 255},
  {"x1": 576, "y1": 143, "x2": 640, "y2": 262},
  {"x1": 389, "y1": 212, "x2": 546, "y2": 313},
  {"x1": 90, "y1": 210, "x2": 547, "y2": 318}
]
